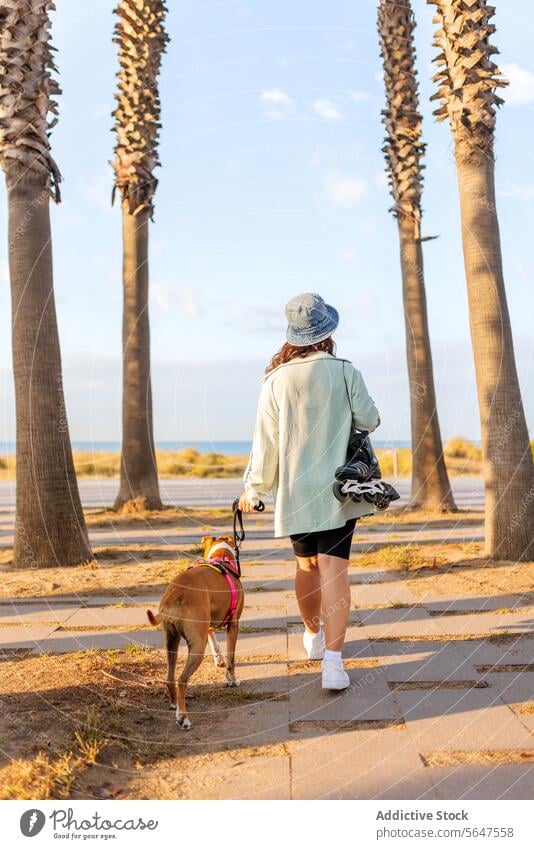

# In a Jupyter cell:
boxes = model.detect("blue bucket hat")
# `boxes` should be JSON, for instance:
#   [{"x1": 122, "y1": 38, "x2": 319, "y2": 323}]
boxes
[{"x1": 285, "y1": 292, "x2": 339, "y2": 347}]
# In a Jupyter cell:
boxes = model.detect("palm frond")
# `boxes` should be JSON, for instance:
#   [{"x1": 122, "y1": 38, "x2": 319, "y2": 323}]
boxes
[
  {"x1": 378, "y1": 0, "x2": 425, "y2": 229},
  {"x1": 112, "y1": 0, "x2": 168, "y2": 217},
  {"x1": 0, "y1": 0, "x2": 61, "y2": 200}
]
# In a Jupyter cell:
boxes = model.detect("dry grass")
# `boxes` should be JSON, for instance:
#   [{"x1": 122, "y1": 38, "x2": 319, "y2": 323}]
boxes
[
  {"x1": 84, "y1": 505, "x2": 235, "y2": 529},
  {"x1": 6, "y1": 436, "x2": 527, "y2": 482},
  {"x1": 420, "y1": 750, "x2": 534, "y2": 768},
  {"x1": 350, "y1": 542, "x2": 471, "y2": 572},
  {"x1": 2, "y1": 752, "x2": 82, "y2": 800},
  {"x1": 0, "y1": 448, "x2": 248, "y2": 481},
  {"x1": 363, "y1": 507, "x2": 483, "y2": 528}
]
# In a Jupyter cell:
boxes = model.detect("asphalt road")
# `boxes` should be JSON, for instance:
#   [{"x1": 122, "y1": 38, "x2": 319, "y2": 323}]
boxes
[{"x1": 0, "y1": 476, "x2": 484, "y2": 513}]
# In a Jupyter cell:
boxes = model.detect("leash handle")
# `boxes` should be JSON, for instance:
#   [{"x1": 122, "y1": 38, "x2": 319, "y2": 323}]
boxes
[{"x1": 231, "y1": 498, "x2": 265, "y2": 574}]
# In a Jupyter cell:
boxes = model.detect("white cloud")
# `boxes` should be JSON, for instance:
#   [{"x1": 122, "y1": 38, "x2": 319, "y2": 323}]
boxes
[
  {"x1": 151, "y1": 284, "x2": 172, "y2": 314},
  {"x1": 178, "y1": 286, "x2": 202, "y2": 319},
  {"x1": 499, "y1": 184, "x2": 534, "y2": 201},
  {"x1": 259, "y1": 89, "x2": 294, "y2": 120},
  {"x1": 151, "y1": 285, "x2": 205, "y2": 317},
  {"x1": 324, "y1": 172, "x2": 368, "y2": 208},
  {"x1": 501, "y1": 62, "x2": 534, "y2": 106},
  {"x1": 312, "y1": 98, "x2": 342, "y2": 121},
  {"x1": 351, "y1": 91, "x2": 371, "y2": 103}
]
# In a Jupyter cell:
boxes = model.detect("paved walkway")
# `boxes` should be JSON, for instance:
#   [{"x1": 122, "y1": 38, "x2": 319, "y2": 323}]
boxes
[{"x1": 1, "y1": 493, "x2": 533, "y2": 799}]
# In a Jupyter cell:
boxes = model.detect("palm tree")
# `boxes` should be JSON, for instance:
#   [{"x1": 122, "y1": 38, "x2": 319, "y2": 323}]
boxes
[
  {"x1": 112, "y1": 0, "x2": 168, "y2": 512},
  {"x1": 0, "y1": 0, "x2": 92, "y2": 567},
  {"x1": 428, "y1": 0, "x2": 534, "y2": 560},
  {"x1": 378, "y1": 0, "x2": 456, "y2": 511}
]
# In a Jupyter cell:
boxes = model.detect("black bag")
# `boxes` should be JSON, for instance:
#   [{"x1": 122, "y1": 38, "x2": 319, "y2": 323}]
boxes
[{"x1": 339, "y1": 363, "x2": 382, "y2": 482}]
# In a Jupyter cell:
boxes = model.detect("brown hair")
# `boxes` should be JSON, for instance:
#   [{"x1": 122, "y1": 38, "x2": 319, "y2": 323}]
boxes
[{"x1": 265, "y1": 337, "x2": 336, "y2": 374}]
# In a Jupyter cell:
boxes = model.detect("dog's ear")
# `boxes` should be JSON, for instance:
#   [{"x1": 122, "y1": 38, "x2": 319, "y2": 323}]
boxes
[{"x1": 200, "y1": 535, "x2": 215, "y2": 555}]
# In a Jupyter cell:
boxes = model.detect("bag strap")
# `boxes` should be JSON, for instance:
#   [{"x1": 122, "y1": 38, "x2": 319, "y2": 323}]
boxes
[{"x1": 341, "y1": 361, "x2": 353, "y2": 429}]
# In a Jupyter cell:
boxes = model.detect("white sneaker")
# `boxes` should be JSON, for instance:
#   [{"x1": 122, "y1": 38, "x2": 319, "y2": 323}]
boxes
[
  {"x1": 322, "y1": 659, "x2": 350, "y2": 690},
  {"x1": 303, "y1": 628, "x2": 325, "y2": 660}
]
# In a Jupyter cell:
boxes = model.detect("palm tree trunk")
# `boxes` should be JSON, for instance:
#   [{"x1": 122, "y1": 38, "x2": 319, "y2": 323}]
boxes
[
  {"x1": 8, "y1": 174, "x2": 92, "y2": 567},
  {"x1": 398, "y1": 216, "x2": 456, "y2": 510},
  {"x1": 455, "y1": 156, "x2": 534, "y2": 560},
  {"x1": 114, "y1": 207, "x2": 162, "y2": 511}
]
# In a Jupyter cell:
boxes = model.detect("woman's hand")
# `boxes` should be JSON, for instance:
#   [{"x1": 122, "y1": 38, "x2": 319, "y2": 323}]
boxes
[{"x1": 238, "y1": 492, "x2": 256, "y2": 513}]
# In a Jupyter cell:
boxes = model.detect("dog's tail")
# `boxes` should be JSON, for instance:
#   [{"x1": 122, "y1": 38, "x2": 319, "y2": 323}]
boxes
[{"x1": 147, "y1": 609, "x2": 163, "y2": 627}]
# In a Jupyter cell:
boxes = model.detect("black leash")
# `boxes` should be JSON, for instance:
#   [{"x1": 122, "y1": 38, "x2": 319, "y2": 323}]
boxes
[{"x1": 232, "y1": 497, "x2": 264, "y2": 576}]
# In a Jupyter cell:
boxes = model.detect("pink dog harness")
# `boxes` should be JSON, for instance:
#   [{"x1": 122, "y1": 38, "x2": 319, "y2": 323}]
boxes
[{"x1": 193, "y1": 552, "x2": 239, "y2": 629}]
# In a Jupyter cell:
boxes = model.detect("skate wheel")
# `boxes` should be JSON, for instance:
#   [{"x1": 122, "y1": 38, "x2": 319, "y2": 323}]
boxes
[
  {"x1": 375, "y1": 498, "x2": 390, "y2": 511},
  {"x1": 363, "y1": 493, "x2": 375, "y2": 504},
  {"x1": 349, "y1": 492, "x2": 362, "y2": 503},
  {"x1": 333, "y1": 481, "x2": 346, "y2": 503}
]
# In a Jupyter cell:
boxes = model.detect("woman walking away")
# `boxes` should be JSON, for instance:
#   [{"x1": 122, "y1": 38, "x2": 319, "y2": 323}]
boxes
[{"x1": 239, "y1": 293, "x2": 379, "y2": 690}]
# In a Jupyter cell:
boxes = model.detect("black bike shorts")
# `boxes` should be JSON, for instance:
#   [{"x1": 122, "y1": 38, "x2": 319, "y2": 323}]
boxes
[{"x1": 290, "y1": 518, "x2": 357, "y2": 560}]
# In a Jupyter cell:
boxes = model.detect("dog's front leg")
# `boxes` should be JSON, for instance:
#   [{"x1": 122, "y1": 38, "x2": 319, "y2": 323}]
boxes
[{"x1": 207, "y1": 628, "x2": 226, "y2": 668}]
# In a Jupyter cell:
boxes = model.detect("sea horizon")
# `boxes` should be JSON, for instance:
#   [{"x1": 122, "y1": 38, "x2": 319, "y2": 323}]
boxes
[{"x1": 1, "y1": 438, "x2": 417, "y2": 456}]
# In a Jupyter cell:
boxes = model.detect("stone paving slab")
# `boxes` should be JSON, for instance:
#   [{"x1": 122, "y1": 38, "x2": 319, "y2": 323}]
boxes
[
  {"x1": 211, "y1": 630, "x2": 287, "y2": 659},
  {"x1": 484, "y1": 672, "x2": 534, "y2": 704},
  {"x1": 432, "y1": 612, "x2": 534, "y2": 638},
  {"x1": 351, "y1": 582, "x2": 420, "y2": 607},
  {"x1": 64, "y1": 607, "x2": 150, "y2": 627},
  {"x1": 0, "y1": 624, "x2": 59, "y2": 649},
  {"x1": 395, "y1": 689, "x2": 534, "y2": 750},
  {"x1": 240, "y1": 615, "x2": 288, "y2": 630},
  {"x1": 0, "y1": 605, "x2": 82, "y2": 624},
  {"x1": 242, "y1": 579, "x2": 291, "y2": 592},
  {"x1": 349, "y1": 567, "x2": 407, "y2": 584},
  {"x1": 290, "y1": 728, "x2": 435, "y2": 800},
  {"x1": 452, "y1": 637, "x2": 534, "y2": 667},
  {"x1": 359, "y1": 608, "x2": 445, "y2": 639},
  {"x1": 0, "y1": 596, "x2": 84, "y2": 607},
  {"x1": 241, "y1": 604, "x2": 287, "y2": 619},
  {"x1": 30, "y1": 628, "x2": 163, "y2": 654},
  {"x1": 428, "y1": 765, "x2": 534, "y2": 800},
  {"x1": 425, "y1": 596, "x2": 533, "y2": 613},
  {"x1": 244, "y1": 591, "x2": 294, "y2": 608},
  {"x1": 484, "y1": 672, "x2": 534, "y2": 732},
  {"x1": 87, "y1": 595, "x2": 160, "y2": 607},
  {"x1": 242, "y1": 563, "x2": 294, "y2": 579},
  {"x1": 371, "y1": 640, "x2": 480, "y2": 683},
  {"x1": 289, "y1": 666, "x2": 401, "y2": 723}
]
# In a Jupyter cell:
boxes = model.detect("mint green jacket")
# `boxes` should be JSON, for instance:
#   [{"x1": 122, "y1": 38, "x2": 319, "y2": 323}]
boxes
[{"x1": 243, "y1": 352, "x2": 380, "y2": 537}]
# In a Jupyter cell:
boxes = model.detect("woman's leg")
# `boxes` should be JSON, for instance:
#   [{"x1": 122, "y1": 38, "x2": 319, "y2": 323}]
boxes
[
  {"x1": 318, "y1": 553, "x2": 350, "y2": 651},
  {"x1": 317, "y1": 520, "x2": 356, "y2": 652},
  {"x1": 294, "y1": 554, "x2": 321, "y2": 633},
  {"x1": 291, "y1": 532, "x2": 321, "y2": 633}
]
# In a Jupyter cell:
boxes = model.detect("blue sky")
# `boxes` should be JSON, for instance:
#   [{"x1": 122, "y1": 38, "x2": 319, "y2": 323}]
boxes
[{"x1": 1, "y1": 0, "x2": 533, "y2": 446}]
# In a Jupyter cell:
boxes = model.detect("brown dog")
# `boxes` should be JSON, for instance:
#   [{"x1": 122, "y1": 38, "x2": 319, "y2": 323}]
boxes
[{"x1": 147, "y1": 534, "x2": 244, "y2": 729}]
